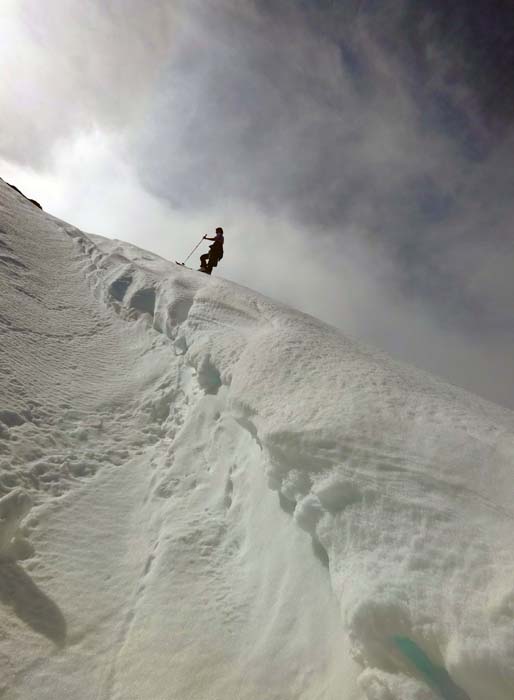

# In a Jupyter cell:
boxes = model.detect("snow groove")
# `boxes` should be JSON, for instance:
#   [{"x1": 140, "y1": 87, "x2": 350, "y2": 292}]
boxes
[
  {"x1": 73, "y1": 232, "x2": 514, "y2": 698},
  {"x1": 101, "y1": 368, "x2": 209, "y2": 700}
]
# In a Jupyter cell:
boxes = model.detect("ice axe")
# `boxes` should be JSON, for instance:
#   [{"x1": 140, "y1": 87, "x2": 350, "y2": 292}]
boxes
[{"x1": 177, "y1": 236, "x2": 205, "y2": 266}]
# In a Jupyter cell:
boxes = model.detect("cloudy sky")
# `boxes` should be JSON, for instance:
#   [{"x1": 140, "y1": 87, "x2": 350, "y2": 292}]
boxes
[{"x1": 1, "y1": 0, "x2": 513, "y2": 408}]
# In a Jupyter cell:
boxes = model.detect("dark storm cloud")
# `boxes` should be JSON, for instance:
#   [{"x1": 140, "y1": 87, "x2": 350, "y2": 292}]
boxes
[
  {"x1": 137, "y1": 0, "x2": 455, "y2": 226},
  {"x1": 398, "y1": 0, "x2": 514, "y2": 132},
  {"x1": 132, "y1": 0, "x2": 514, "y2": 332}
]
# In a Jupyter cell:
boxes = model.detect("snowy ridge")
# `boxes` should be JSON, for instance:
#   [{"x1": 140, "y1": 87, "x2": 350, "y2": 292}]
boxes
[{"x1": 0, "y1": 179, "x2": 513, "y2": 699}]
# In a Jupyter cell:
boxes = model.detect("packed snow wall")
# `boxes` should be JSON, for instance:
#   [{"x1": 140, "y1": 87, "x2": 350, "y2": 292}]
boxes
[{"x1": 0, "y1": 178, "x2": 513, "y2": 699}]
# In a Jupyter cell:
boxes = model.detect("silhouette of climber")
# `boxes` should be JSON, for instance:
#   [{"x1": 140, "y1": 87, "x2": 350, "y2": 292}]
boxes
[{"x1": 199, "y1": 227, "x2": 224, "y2": 275}]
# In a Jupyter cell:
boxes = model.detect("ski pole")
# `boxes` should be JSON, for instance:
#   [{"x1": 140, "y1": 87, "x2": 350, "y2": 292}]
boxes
[{"x1": 180, "y1": 236, "x2": 204, "y2": 265}]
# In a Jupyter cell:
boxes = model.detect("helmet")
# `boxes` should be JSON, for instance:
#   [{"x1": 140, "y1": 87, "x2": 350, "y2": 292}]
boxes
[{"x1": 216, "y1": 227, "x2": 223, "y2": 234}]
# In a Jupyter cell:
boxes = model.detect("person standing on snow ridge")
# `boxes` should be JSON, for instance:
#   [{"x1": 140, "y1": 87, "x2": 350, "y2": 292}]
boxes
[{"x1": 199, "y1": 227, "x2": 224, "y2": 275}]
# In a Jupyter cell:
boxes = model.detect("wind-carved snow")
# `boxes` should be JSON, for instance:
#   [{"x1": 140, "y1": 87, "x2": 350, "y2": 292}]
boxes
[{"x1": 0, "y1": 178, "x2": 513, "y2": 699}]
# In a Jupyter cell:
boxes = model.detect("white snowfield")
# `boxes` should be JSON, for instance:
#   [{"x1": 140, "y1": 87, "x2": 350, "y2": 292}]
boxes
[{"x1": 0, "y1": 178, "x2": 513, "y2": 700}]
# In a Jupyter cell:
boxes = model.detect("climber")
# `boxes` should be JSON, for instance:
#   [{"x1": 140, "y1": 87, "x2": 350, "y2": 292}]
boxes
[{"x1": 199, "y1": 227, "x2": 224, "y2": 275}]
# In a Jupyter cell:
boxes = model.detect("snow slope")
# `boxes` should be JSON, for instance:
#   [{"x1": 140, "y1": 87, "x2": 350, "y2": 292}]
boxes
[{"x1": 0, "y1": 178, "x2": 513, "y2": 700}]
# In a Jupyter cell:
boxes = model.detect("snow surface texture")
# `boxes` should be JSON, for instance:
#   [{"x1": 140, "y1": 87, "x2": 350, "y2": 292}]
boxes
[{"x1": 0, "y1": 178, "x2": 513, "y2": 699}]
